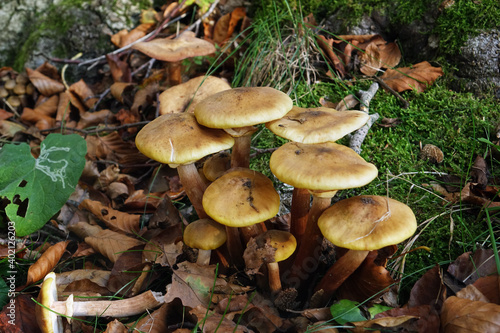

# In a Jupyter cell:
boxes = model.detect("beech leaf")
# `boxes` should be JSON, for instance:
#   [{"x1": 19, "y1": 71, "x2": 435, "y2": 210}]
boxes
[
  {"x1": 380, "y1": 61, "x2": 444, "y2": 92},
  {"x1": 441, "y1": 296, "x2": 500, "y2": 332}
]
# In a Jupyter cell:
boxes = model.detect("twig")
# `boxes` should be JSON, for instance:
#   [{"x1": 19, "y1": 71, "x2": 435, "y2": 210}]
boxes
[
  {"x1": 249, "y1": 147, "x2": 278, "y2": 158},
  {"x1": 373, "y1": 76, "x2": 409, "y2": 109},
  {"x1": 39, "y1": 120, "x2": 150, "y2": 135},
  {"x1": 347, "y1": 82, "x2": 380, "y2": 153}
]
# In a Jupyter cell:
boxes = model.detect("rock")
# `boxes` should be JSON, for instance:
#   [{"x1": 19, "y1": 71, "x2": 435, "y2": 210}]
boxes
[
  {"x1": 0, "y1": 0, "x2": 152, "y2": 70},
  {"x1": 452, "y1": 29, "x2": 500, "y2": 95}
]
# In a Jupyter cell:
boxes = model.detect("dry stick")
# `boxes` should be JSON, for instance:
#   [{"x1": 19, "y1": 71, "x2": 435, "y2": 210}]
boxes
[
  {"x1": 38, "y1": 120, "x2": 150, "y2": 135},
  {"x1": 347, "y1": 82, "x2": 380, "y2": 154}
]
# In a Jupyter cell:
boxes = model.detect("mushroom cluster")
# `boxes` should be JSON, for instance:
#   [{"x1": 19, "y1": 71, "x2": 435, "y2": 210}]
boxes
[{"x1": 132, "y1": 85, "x2": 417, "y2": 300}]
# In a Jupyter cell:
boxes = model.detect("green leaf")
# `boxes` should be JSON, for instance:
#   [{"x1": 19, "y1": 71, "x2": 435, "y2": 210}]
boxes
[
  {"x1": 368, "y1": 304, "x2": 393, "y2": 318},
  {"x1": 0, "y1": 133, "x2": 86, "y2": 236},
  {"x1": 330, "y1": 299, "x2": 366, "y2": 325}
]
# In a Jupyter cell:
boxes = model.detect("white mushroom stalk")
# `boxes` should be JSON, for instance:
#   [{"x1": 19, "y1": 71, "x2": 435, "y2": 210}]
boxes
[{"x1": 36, "y1": 273, "x2": 164, "y2": 333}]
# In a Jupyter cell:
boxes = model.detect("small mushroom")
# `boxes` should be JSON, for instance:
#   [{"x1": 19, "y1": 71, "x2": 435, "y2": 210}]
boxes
[
  {"x1": 254, "y1": 230, "x2": 297, "y2": 294},
  {"x1": 132, "y1": 31, "x2": 215, "y2": 86},
  {"x1": 36, "y1": 272, "x2": 165, "y2": 333},
  {"x1": 183, "y1": 218, "x2": 227, "y2": 265},
  {"x1": 194, "y1": 87, "x2": 293, "y2": 168},
  {"x1": 314, "y1": 195, "x2": 417, "y2": 305}
]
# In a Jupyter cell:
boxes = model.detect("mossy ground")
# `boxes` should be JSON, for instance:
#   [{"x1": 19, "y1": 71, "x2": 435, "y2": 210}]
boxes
[{"x1": 242, "y1": 0, "x2": 500, "y2": 304}]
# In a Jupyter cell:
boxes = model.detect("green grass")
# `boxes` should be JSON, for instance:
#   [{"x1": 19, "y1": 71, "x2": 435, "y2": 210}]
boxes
[{"x1": 239, "y1": 1, "x2": 500, "y2": 305}]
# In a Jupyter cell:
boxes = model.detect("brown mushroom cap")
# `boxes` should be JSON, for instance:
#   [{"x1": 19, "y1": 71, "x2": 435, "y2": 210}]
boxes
[
  {"x1": 203, "y1": 151, "x2": 231, "y2": 181},
  {"x1": 158, "y1": 76, "x2": 231, "y2": 115},
  {"x1": 183, "y1": 219, "x2": 227, "y2": 250},
  {"x1": 135, "y1": 113, "x2": 234, "y2": 167},
  {"x1": 266, "y1": 106, "x2": 369, "y2": 143},
  {"x1": 270, "y1": 141, "x2": 378, "y2": 191},
  {"x1": 131, "y1": 31, "x2": 215, "y2": 62},
  {"x1": 36, "y1": 272, "x2": 63, "y2": 333},
  {"x1": 202, "y1": 168, "x2": 280, "y2": 227},
  {"x1": 256, "y1": 230, "x2": 297, "y2": 262},
  {"x1": 318, "y1": 195, "x2": 417, "y2": 250},
  {"x1": 194, "y1": 87, "x2": 293, "y2": 129}
]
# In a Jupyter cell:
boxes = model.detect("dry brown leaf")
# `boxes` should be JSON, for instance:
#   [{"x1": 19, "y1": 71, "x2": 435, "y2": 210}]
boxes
[
  {"x1": 67, "y1": 221, "x2": 104, "y2": 239},
  {"x1": 448, "y1": 248, "x2": 500, "y2": 284},
  {"x1": 0, "y1": 119, "x2": 26, "y2": 137},
  {"x1": 130, "y1": 81, "x2": 159, "y2": 114},
  {"x1": 158, "y1": 76, "x2": 231, "y2": 115},
  {"x1": 55, "y1": 91, "x2": 72, "y2": 122},
  {"x1": 134, "y1": 303, "x2": 169, "y2": 333},
  {"x1": 473, "y1": 275, "x2": 500, "y2": 304},
  {"x1": 77, "y1": 109, "x2": 115, "y2": 129},
  {"x1": 79, "y1": 199, "x2": 141, "y2": 234},
  {"x1": 25, "y1": 67, "x2": 65, "y2": 96},
  {"x1": 143, "y1": 224, "x2": 183, "y2": 265},
  {"x1": 20, "y1": 107, "x2": 56, "y2": 128},
  {"x1": 33, "y1": 94, "x2": 58, "y2": 116},
  {"x1": 441, "y1": 296, "x2": 500, "y2": 332},
  {"x1": 106, "y1": 53, "x2": 132, "y2": 83},
  {"x1": 104, "y1": 319, "x2": 128, "y2": 333},
  {"x1": 375, "y1": 305, "x2": 440, "y2": 333},
  {"x1": 84, "y1": 229, "x2": 144, "y2": 262},
  {"x1": 107, "y1": 244, "x2": 147, "y2": 295},
  {"x1": 456, "y1": 284, "x2": 490, "y2": 303},
  {"x1": 407, "y1": 265, "x2": 446, "y2": 307},
  {"x1": 63, "y1": 278, "x2": 111, "y2": 296},
  {"x1": 317, "y1": 35, "x2": 347, "y2": 77},
  {"x1": 190, "y1": 306, "x2": 252, "y2": 333},
  {"x1": 56, "y1": 269, "x2": 111, "y2": 291},
  {"x1": 111, "y1": 23, "x2": 155, "y2": 48},
  {"x1": 0, "y1": 294, "x2": 42, "y2": 333},
  {"x1": 351, "y1": 315, "x2": 419, "y2": 332},
  {"x1": 110, "y1": 82, "x2": 135, "y2": 105},
  {"x1": 26, "y1": 241, "x2": 69, "y2": 285},
  {"x1": 0, "y1": 108, "x2": 14, "y2": 120},
  {"x1": 85, "y1": 132, "x2": 149, "y2": 165},
  {"x1": 380, "y1": 61, "x2": 444, "y2": 93},
  {"x1": 359, "y1": 42, "x2": 382, "y2": 76},
  {"x1": 213, "y1": 7, "x2": 246, "y2": 45},
  {"x1": 68, "y1": 79, "x2": 98, "y2": 109}
]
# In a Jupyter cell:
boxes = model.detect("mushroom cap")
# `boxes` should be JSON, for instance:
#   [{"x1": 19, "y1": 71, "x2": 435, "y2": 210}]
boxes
[
  {"x1": 269, "y1": 142, "x2": 378, "y2": 191},
  {"x1": 132, "y1": 31, "x2": 215, "y2": 62},
  {"x1": 135, "y1": 113, "x2": 234, "y2": 167},
  {"x1": 256, "y1": 230, "x2": 297, "y2": 262},
  {"x1": 266, "y1": 106, "x2": 369, "y2": 143},
  {"x1": 158, "y1": 76, "x2": 231, "y2": 115},
  {"x1": 36, "y1": 272, "x2": 63, "y2": 333},
  {"x1": 318, "y1": 195, "x2": 417, "y2": 250},
  {"x1": 183, "y1": 218, "x2": 227, "y2": 250},
  {"x1": 203, "y1": 151, "x2": 231, "y2": 181},
  {"x1": 194, "y1": 87, "x2": 293, "y2": 129},
  {"x1": 202, "y1": 168, "x2": 280, "y2": 227}
]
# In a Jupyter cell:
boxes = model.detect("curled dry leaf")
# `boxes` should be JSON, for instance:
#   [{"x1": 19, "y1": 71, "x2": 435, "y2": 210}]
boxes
[
  {"x1": 407, "y1": 264, "x2": 446, "y2": 308},
  {"x1": 68, "y1": 221, "x2": 104, "y2": 239},
  {"x1": 380, "y1": 61, "x2": 444, "y2": 93},
  {"x1": 351, "y1": 315, "x2": 419, "y2": 333},
  {"x1": 79, "y1": 199, "x2": 141, "y2": 234},
  {"x1": 33, "y1": 94, "x2": 58, "y2": 116},
  {"x1": 77, "y1": 109, "x2": 115, "y2": 129},
  {"x1": 106, "y1": 53, "x2": 132, "y2": 83},
  {"x1": 84, "y1": 228, "x2": 144, "y2": 262},
  {"x1": 441, "y1": 296, "x2": 500, "y2": 333},
  {"x1": 213, "y1": 7, "x2": 247, "y2": 45},
  {"x1": 134, "y1": 303, "x2": 169, "y2": 333},
  {"x1": 375, "y1": 305, "x2": 441, "y2": 333},
  {"x1": 20, "y1": 107, "x2": 56, "y2": 128},
  {"x1": 25, "y1": 67, "x2": 65, "y2": 96},
  {"x1": 26, "y1": 240, "x2": 69, "y2": 285},
  {"x1": 68, "y1": 79, "x2": 97, "y2": 110},
  {"x1": 56, "y1": 91, "x2": 71, "y2": 122},
  {"x1": 448, "y1": 248, "x2": 500, "y2": 284},
  {"x1": 456, "y1": 284, "x2": 490, "y2": 303},
  {"x1": 473, "y1": 275, "x2": 500, "y2": 305},
  {"x1": 110, "y1": 23, "x2": 155, "y2": 48},
  {"x1": 110, "y1": 82, "x2": 135, "y2": 105}
]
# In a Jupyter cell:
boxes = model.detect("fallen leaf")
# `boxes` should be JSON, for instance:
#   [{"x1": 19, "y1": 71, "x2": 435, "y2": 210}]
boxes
[
  {"x1": 375, "y1": 305, "x2": 440, "y2": 333},
  {"x1": 84, "y1": 228, "x2": 144, "y2": 263},
  {"x1": 351, "y1": 315, "x2": 419, "y2": 332},
  {"x1": 473, "y1": 275, "x2": 500, "y2": 304},
  {"x1": 407, "y1": 265, "x2": 446, "y2": 308},
  {"x1": 448, "y1": 248, "x2": 500, "y2": 284},
  {"x1": 441, "y1": 296, "x2": 500, "y2": 332},
  {"x1": 380, "y1": 61, "x2": 444, "y2": 93},
  {"x1": 26, "y1": 67, "x2": 65, "y2": 96},
  {"x1": 26, "y1": 241, "x2": 70, "y2": 285},
  {"x1": 79, "y1": 199, "x2": 141, "y2": 234},
  {"x1": 0, "y1": 294, "x2": 42, "y2": 333}
]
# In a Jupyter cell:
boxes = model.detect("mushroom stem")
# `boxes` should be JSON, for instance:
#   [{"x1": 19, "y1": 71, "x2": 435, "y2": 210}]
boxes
[
  {"x1": 225, "y1": 226, "x2": 245, "y2": 267},
  {"x1": 231, "y1": 134, "x2": 252, "y2": 168},
  {"x1": 313, "y1": 250, "x2": 370, "y2": 306},
  {"x1": 289, "y1": 188, "x2": 310, "y2": 245},
  {"x1": 196, "y1": 249, "x2": 212, "y2": 265},
  {"x1": 287, "y1": 193, "x2": 336, "y2": 287},
  {"x1": 177, "y1": 163, "x2": 208, "y2": 218},
  {"x1": 239, "y1": 223, "x2": 267, "y2": 244},
  {"x1": 167, "y1": 61, "x2": 182, "y2": 86},
  {"x1": 267, "y1": 262, "x2": 282, "y2": 294},
  {"x1": 51, "y1": 290, "x2": 165, "y2": 318}
]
